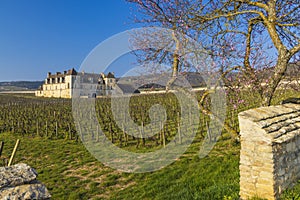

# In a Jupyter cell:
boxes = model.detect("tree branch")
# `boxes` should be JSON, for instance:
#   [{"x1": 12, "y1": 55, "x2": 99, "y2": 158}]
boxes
[
  {"x1": 195, "y1": 10, "x2": 267, "y2": 23},
  {"x1": 276, "y1": 23, "x2": 300, "y2": 27},
  {"x1": 236, "y1": 0, "x2": 269, "y2": 11},
  {"x1": 213, "y1": 30, "x2": 247, "y2": 37},
  {"x1": 289, "y1": 43, "x2": 300, "y2": 57}
]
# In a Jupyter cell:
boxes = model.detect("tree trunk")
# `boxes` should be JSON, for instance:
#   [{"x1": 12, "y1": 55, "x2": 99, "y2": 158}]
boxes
[
  {"x1": 166, "y1": 54, "x2": 179, "y2": 91},
  {"x1": 262, "y1": 51, "x2": 290, "y2": 106},
  {"x1": 166, "y1": 30, "x2": 180, "y2": 91}
]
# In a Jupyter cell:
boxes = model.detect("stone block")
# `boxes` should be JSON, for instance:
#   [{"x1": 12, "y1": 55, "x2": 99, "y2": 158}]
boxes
[
  {"x1": 0, "y1": 182, "x2": 51, "y2": 200},
  {"x1": 0, "y1": 163, "x2": 51, "y2": 200},
  {"x1": 0, "y1": 163, "x2": 37, "y2": 189}
]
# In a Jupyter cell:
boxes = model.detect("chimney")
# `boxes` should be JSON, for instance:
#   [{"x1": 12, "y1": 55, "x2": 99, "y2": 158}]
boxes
[
  {"x1": 47, "y1": 72, "x2": 51, "y2": 77},
  {"x1": 64, "y1": 71, "x2": 67, "y2": 74}
]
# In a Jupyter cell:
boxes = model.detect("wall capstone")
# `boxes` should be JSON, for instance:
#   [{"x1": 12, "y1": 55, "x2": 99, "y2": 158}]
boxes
[{"x1": 0, "y1": 163, "x2": 51, "y2": 199}]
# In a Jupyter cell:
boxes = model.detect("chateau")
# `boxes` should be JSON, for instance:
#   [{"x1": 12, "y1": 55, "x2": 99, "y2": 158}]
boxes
[{"x1": 35, "y1": 68, "x2": 116, "y2": 98}]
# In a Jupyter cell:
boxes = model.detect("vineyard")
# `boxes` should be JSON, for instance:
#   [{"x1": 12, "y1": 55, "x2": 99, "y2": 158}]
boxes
[
  {"x1": 0, "y1": 92, "x2": 231, "y2": 149},
  {"x1": 0, "y1": 91, "x2": 300, "y2": 199}
]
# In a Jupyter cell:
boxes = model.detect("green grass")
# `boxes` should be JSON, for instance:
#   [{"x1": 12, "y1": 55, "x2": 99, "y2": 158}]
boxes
[
  {"x1": 0, "y1": 133, "x2": 126, "y2": 199},
  {"x1": 0, "y1": 132, "x2": 241, "y2": 199}
]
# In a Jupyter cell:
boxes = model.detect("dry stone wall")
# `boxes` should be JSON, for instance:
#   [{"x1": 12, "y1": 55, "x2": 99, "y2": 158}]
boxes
[
  {"x1": 239, "y1": 103, "x2": 300, "y2": 200},
  {"x1": 0, "y1": 163, "x2": 51, "y2": 199}
]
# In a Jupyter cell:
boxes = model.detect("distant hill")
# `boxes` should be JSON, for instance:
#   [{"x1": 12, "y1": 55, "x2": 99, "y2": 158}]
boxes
[
  {"x1": 118, "y1": 72, "x2": 206, "y2": 90},
  {"x1": 0, "y1": 81, "x2": 43, "y2": 91}
]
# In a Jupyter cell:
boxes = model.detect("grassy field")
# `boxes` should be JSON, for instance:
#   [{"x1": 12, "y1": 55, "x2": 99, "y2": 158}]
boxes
[
  {"x1": 0, "y1": 132, "x2": 240, "y2": 200},
  {"x1": 0, "y1": 91, "x2": 300, "y2": 199}
]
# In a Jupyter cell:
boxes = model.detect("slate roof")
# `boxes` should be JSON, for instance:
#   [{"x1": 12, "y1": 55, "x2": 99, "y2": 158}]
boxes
[
  {"x1": 67, "y1": 68, "x2": 77, "y2": 75},
  {"x1": 46, "y1": 69, "x2": 115, "y2": 81},
  {"x1": 48, "y1": 68, "x2": 78, "y2": 78},
  {"x1": 116, "y1": 84, "x2": 140, "y2": 94},
  {"x1": 106, "y1": 72, "x2": 115, "y2": 78}
]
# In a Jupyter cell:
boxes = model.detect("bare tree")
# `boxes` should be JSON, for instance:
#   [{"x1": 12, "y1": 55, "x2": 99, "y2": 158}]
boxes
[
  {"x1": 127, "y1": 0, "x2": 200, "y2": 90},
  {"x1": 192, "y1": 0, "x2": 300, "y2": 106}
]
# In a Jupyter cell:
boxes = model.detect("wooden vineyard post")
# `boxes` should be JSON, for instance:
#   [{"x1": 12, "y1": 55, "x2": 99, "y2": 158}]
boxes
[
  {"x1": 122, "y1": 124, "x2": 125, "y2": 145},
  {"x1": 178, "y1": 122, "x2": 182, "y2": 144},
  {"x1": 22, "y1": 122, "x2": 25, "y2": 137},
  {"x1": 8, "y1": 139, "x2": 20, "y2": 167},
  {"x1": 90, "y1": 122, "x2": 94, "y2": 140},
  {"x1": 68, "y1": 123, "x2": 72, "y2": 140},
  {"x1": 159, "y1": 121, "x2": 162, "y2": 145},
  {"x1": 0, "y1": 141, "x2": 4, "y2": 157},
  {"x1": 126, "y1": 129, "x2": 129, "y2": 146},
  {"x1": 96, "y1": 125, "x2": 99, "y2": 142},
  {"x1": 119, "y1": 132, "x2": 123, "y2": 147},
  {"x1": 160, "y1": 122, "x2": 166, "y2": 148},
  {"x1": 55, "y1": 121, "x2": 58, "y2": 138},
  {"x1": 206, "y1": 121, "x2": 211, "y2": 142},
  {"x1": 78, "y1": 123, "x2": 83, "y2": 142},
  {"x1": 11, "y1": 120, "x2": 14, "y2": 134},
  {"x1": 110, "y1": 123, "x2": 114, "y2": 143},
  {"x1": 122, "y1": 123, "x2": 127, "y2": 146},
  {"x1": 155, "y1": 122, "x2": 159, "y2": 145},
  {"x1": 45, "y1": 121, "x2": 48, "y2": 137},
  {"x1": 199, "y1": 116, "x2": 204, "y2": 138},
  {"x1": 140, "y1": 122, "x2": 145, "y2": 147},
  {"x1": 162, "y1": 128, "x2": 166, "y2": 148},
  {"x1": 36, "y1": 120, "x2": 39, "y2": 137}
]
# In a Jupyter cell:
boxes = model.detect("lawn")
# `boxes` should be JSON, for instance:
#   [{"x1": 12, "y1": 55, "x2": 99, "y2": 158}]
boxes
[{"x1": 0, "y1": 132, "x2": 240, "y2": 200}]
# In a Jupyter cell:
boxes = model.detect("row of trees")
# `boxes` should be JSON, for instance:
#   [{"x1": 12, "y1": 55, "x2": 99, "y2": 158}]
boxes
[{"x1": 127, "y1": 0, "x2": 300, "y2": 107}]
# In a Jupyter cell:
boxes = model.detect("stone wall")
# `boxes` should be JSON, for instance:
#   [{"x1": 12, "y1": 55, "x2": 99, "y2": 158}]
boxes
[
  {"x1": 0, "y1": 163, "x2": 51, "y2": 199},
  {"x1": 239, "y1": 103, "x2": 300, "y2": 200}
]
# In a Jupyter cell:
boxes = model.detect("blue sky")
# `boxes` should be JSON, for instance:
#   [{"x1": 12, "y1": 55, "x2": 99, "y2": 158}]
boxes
[{"x1": 0, "y1": 0, "x2": 139, "y2": 81}]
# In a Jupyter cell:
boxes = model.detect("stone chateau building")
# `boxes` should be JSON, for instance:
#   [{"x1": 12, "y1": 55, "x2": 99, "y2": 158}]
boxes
[{"x1": 35, "y1": 68, "x2": 116, "y2": 98}]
